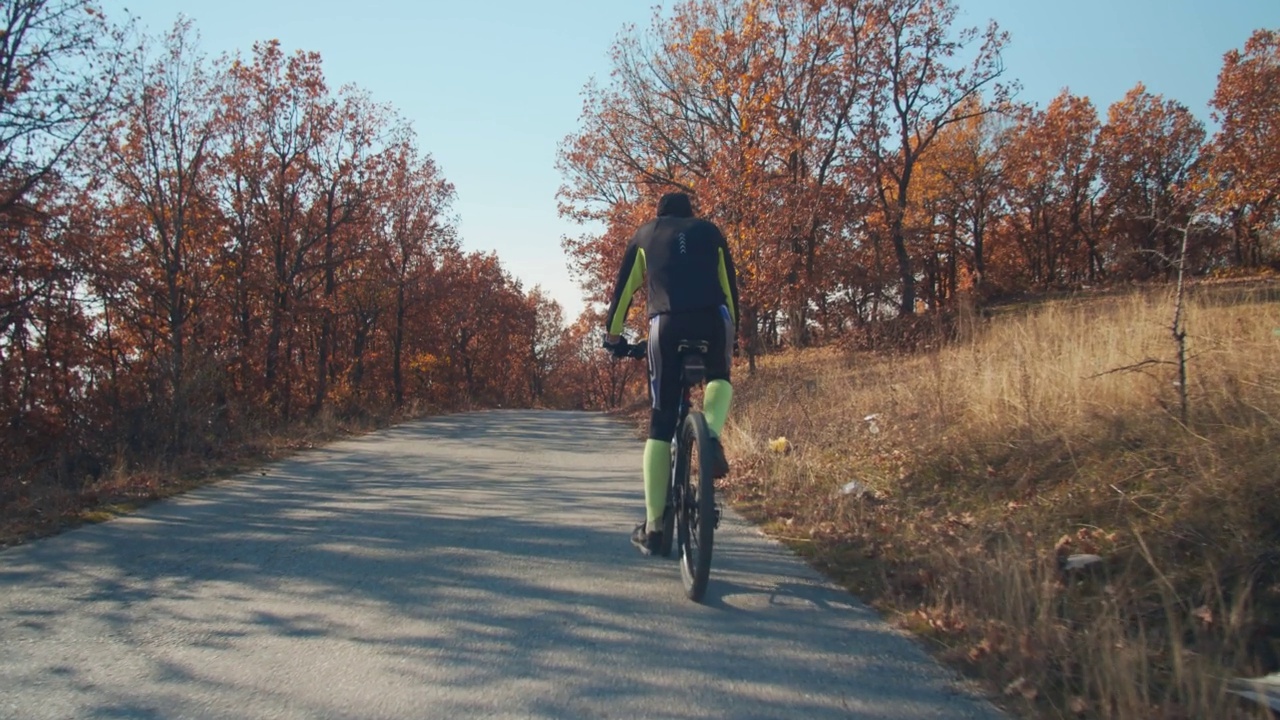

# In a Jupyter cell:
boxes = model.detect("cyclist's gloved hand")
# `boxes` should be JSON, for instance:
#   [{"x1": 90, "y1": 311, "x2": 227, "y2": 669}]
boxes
[{"x1": 601, "y1": 333, "x2": 628, "y2": 357}]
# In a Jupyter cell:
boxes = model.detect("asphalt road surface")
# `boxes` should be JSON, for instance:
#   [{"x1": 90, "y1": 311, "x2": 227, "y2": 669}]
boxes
[{"x1": 1, "y1": 410, "x2": 1005, "y2": 720}]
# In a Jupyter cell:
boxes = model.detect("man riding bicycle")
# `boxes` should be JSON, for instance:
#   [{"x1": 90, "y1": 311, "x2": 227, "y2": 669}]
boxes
[{"x1": 601, "y1": 191, "x2": 740, "y2": 556}]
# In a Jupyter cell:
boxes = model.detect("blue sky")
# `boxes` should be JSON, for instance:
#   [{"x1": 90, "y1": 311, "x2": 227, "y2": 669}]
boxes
[{"x1": 98, "y1": 0, "x2": 1277, "y2": 321}]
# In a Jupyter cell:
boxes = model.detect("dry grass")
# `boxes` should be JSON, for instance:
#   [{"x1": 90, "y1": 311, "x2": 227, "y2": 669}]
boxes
[{"x1": 722, "y1": 280, "x2": 1280, "y2": 719}]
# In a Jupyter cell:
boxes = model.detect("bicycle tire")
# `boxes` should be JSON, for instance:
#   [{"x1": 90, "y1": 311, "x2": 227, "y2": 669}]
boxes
[{"x1": 678, "y1": 411, "x2": 716, "y2": 601}]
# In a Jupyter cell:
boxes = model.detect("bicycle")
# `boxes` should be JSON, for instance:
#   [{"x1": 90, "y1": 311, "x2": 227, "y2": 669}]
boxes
[{"x1": 611, "y1": 336, "x2": 721, "y2": 602}]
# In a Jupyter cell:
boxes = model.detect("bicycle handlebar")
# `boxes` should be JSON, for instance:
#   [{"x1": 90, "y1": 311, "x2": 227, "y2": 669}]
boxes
[
  {"x1": 620, "y1": 339, "x2": 647, "y2": 359},
  {"x1": 604, "y1": 337, "x2": 648, "y2": 359}
]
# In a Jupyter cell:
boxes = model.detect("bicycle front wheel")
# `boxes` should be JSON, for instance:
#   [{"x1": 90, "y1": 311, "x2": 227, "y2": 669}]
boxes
[{"x1": 677, "y1": 410, "x2": 716, "y2": 602}]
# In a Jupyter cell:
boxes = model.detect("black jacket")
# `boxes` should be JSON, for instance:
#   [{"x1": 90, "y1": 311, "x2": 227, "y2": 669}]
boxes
[{"x1": 605, "y1": 193, "x2": 740, "y2": 335}]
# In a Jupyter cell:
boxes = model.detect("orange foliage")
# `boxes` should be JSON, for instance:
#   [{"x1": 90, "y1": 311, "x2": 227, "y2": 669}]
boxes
[
  {"x1": 0, "y1": 10, "x2": 584, "y2": 502},
  {"x1": 1206, "y1": 29, "x2": 1280, "y2": 267},
  {"x1": 559, "y1": 2, "x2": 1272, "y2": 340}
]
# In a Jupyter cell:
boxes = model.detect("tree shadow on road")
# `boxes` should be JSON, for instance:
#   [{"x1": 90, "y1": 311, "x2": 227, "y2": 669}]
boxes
[{"x1": 0, "y1": 411, "x2": 1000, "y2": 720}]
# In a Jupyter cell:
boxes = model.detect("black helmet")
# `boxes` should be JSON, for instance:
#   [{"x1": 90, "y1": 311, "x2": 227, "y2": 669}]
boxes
[{"x1": 656, "y1": 192, "x2": 694, "y2": 218}]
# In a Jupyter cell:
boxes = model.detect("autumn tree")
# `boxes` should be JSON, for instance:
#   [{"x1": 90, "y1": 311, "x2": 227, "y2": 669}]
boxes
[
  {"x1": 1, "y1": 0, "x2": 126, "y2": 351},
  {"x1": 367, "y1": 135, "x2": 457, "y2": 407},
  {"x1": 210, "y1": 53, "x2": 265, "y2": 402},
  {"x1": 215, "y1": 41, "x2": 341, "y2": 420},
  {"x1": 525, "y1": 287, "x2": 569, "y2": 406},
  {"x1": 1095, "y1": 84, "x2": 1205, "y2": 280},
  {"x1": 1206, "y1": 28, "x2": 1279, "y2": 268},
  {"x1": 857, "y1": 0, "x2": 1012, "y2": 315},
  {"x1": 907, "y1": 97, "x2": 1014, "y2": 307},
  {"x1": 558, "y1": 308, "x2": 648, "y2": 410},
  {"x1": 1001, "y1": 91, "x2": 1104, "y2": 288},
  {"x1": 560, "y1": 0, "x2": 876, "y2": 349},
  {"x1": 0, "y1": 181, "x2": 104, "y2": 484},
  {"x1": 2, "y1": 7, "x2": 576, "y2": 513},
  {"x1": 0, "y1": 0, "x2": 127, "y2": 483},
  {"x1": 304, "y1": 86, "x2": 390, "y2": 413},
  {"x1": 430, "y1": 251, "x2": 530, "y2": 407},
  {"x1": 0, "y1": 1, "x2": 126, "y2": 214},
  {"x1": 89, "y1": 18, "x2": 224, "y2": 450},
  {"x1": 559, "y1": 0, "x2": 1012, "y2": 351}
]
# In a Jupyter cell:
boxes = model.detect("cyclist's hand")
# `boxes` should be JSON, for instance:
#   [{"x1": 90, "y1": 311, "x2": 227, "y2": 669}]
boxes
[{"x1": 601, "y1": 333, "x2": 628, "y2": 358}]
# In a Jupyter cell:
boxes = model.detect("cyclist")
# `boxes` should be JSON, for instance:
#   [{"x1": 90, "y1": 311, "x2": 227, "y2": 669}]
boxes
[{"x1": 601, "y1": 191, "x2": 739, "y2": 556}]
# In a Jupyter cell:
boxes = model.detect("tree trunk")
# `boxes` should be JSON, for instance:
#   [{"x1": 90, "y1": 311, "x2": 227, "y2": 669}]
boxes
[
  {"x1": 393, "y1": 286, "x2": 406, "y2": 407},
  {"x1": 892, "y1": 217, "x2": 916, "y2": 315}
]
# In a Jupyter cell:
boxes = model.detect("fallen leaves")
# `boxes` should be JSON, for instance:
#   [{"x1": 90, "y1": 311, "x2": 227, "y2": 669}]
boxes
[
  {"x1": 967, "y1": 638, "x2": 994, "y2": 662},
  {"x1": 1192, "y1": 605, "x2": 1214, "y2": 626},
  {"x1": 1003, "y1": 676, "x2": 1039, "y2": 701},
  {"x1": 912, "y1": 606, "x2": 968, "y2": 636}
]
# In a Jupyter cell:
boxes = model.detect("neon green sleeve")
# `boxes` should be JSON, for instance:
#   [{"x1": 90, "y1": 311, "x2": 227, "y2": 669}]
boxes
[
  {"x1": 606, "y1": 245, "x2": 646, "y2": 335},
  {"x1": 717, "y1": 248, "x2": 737, "y2": 326}
]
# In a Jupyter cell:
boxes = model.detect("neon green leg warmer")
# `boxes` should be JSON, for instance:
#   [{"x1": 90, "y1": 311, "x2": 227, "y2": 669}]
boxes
[
  {"x1": 643, "y1": 439, "x2": 671, "y2": 526},
  {"x1": 703, "y1": 379, "x2": 734, "y2": 436}
]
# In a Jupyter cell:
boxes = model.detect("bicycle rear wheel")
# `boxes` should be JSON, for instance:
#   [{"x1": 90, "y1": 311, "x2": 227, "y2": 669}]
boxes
[{"x1": 677, "y1": 411, "x2": 716, "y2": 602}]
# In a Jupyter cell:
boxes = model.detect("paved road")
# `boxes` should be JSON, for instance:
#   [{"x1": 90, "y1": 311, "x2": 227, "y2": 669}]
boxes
[{"x1": 1, "y1": 410, "x2": 1004, "y2": 719}]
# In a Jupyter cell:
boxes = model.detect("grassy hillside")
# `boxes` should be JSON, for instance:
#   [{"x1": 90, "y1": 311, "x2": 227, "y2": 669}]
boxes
[{"x1": 722, "y1": 280, "x2": 1280, "y2": 719}]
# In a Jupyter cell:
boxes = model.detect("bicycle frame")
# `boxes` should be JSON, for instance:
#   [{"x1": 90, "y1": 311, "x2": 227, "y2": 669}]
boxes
[
  {"x1": 664, "y1": 370, "x2": 694, "y2": 527},
  {"x1": 672, "y1": 378, "x2": 693, "y2": 443},
  {"x1": 613, "y1": 335, "x2": 718, "y2": 596}
]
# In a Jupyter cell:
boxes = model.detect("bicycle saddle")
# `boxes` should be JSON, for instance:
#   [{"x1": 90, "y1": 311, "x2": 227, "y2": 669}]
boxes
[{"x1": 676, "y1": 339, "x2": 710, "y2": 384}]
